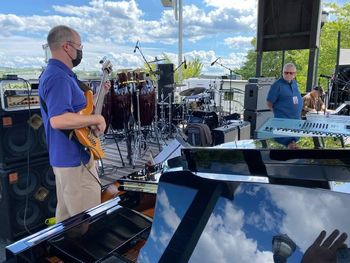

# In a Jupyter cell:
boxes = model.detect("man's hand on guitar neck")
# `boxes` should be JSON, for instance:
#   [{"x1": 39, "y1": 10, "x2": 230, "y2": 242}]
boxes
[
  {"x1": 91, "y1": 114, "x2": 107, "y2": 136},
  {"x1": 50, "y1": 112, "x2": 106, "y2": 135},
  {"x1": 103, "y1": 80, "x2": 111, "y2": 92},
  {"x1": 93, "y1": 80, "x2": 111, "y2": 106}
]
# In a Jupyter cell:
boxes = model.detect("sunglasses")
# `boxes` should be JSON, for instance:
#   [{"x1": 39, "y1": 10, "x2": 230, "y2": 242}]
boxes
[{"x1": 284, "y1": 72, "x2": 296, "y2": 75}]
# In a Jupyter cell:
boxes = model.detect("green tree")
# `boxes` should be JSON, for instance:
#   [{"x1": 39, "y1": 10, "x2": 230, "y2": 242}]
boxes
[{"x1": 237, "y1": 3, "x2": 350, "y2": 94}]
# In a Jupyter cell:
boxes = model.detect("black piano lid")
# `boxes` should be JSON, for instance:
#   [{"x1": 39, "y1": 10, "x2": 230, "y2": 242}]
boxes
[
  {"x1": 181, "y1": 147, "x2": 350, "y2": 184},
  {"x1": 138, "y1": 170, "x2": 350, "y2": 263},
  {"x1": 5, "y1": 197, "x2": 124, "y2": 258}
]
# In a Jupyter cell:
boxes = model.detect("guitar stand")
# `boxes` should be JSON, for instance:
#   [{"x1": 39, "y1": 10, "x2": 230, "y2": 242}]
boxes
[{"x1": 109, "y1": 128, "x2": 125, "y2": 167}]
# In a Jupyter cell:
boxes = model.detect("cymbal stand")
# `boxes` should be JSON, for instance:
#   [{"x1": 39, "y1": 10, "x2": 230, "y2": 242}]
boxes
[
  {"x1": 161, "y1": 92, "x2": 185, "y2": 140},
  {"x1": 132, "y1": 89, "x2": 148, "y2": 168},
  {"x1": 152, "y1": 84, "x2": 162, "y2": 151},
  {"x1": 168, "y1": 92, "x2": 172, "y2": 134},
  {"x1": 160, "y1": 92, "x2": 167, "y2": 127},
  {"x1": 218, "y1": 80, "x2": 225, "y2": 126}
]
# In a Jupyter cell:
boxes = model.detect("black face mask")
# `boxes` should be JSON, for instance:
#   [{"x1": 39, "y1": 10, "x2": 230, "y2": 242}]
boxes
[{"x1": 72, "y1": 49, "x2": 83, "y2": 67}]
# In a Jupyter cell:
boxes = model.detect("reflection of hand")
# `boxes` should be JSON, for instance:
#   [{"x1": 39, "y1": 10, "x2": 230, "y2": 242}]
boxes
[{"x1": 301, "y1": 230, "x2": 348, "y2": 263}]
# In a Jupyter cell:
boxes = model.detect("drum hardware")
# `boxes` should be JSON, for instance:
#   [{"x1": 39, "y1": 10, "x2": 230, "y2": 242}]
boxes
[
  {"x1": 132, "y1": 89, "x2": 148, "y2": 169},
  {"x1": 157, "y1": 92, "x2": 185, "y2": 140}
]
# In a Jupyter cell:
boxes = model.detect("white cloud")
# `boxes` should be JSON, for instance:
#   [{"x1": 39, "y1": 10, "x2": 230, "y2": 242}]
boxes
[
  {"x1": 190, "y1": 200, "x2": 273, "y2": 263},
  {"x1": 204, "y1": 0, "x2": 257, "y2": 12},
  {"x1": 0, "y1": 0, "x2": 259, "y2": 72},
  {"x1": 269, "y1": 185, "x2": 350, "y2": 252},
  {"x1": 224, "y1": 36, "x2": 254, "y2": 49}
]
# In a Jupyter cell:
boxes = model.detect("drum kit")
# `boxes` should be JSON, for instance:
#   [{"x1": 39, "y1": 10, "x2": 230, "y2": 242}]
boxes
[{"x1": 100, "y1": 70, "x2": 221, "y2": 167}]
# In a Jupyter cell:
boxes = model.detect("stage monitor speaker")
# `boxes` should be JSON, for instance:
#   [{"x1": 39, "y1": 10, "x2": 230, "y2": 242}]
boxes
[
  {"x1": 0, "y1": 109, "x2": 48, "y2": 168},
  {"x1": 0, "y1": 157, "x2": 56, "y2": 241},
  {"x1": 157, "y1": 63, "x2": 174, "y2": 102},
  {"x1": 212, "y1": 121, "x2": 251, "y2": 145},
  {"x1": 257, "y1": 0, "x2": 321, "y2": 51},
  {"x1": 244, "y1": 110, "x2": 273, "y2": 137}
]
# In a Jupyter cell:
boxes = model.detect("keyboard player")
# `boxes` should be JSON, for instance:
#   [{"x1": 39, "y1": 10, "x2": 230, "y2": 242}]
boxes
[
  {"x1": 302, "y1": 86, "x2": 325, "y2": 118},
  {"x1": 267, "y1": 63, "x2": 303, "y2": 149}
]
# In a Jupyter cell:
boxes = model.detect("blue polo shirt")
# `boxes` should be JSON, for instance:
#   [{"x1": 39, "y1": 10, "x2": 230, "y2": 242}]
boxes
[
  {"x1": 267, "y1": 77, "x2": 302, "y2": 119},
  {"x1": 266, "y1": 77, "x2": 303, "y2": 146},
  {"x1": 39, "y1": 59, "x2": 90, "y2": 167}
]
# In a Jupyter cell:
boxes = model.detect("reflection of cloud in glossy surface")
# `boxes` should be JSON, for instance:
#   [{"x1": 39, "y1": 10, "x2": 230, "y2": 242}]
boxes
[
  {"x1": 149, "y1": 189, "x2": 181, "y2": 248},
  {"x1": 246, "y1": 204, "x2": 280, "y2": 232},
  {"x1": 190, "y1": 200, "x2": 272, "y2": 263},
  {"x1": 269, "y1": 186, "x2": 350, "y2": 252}
]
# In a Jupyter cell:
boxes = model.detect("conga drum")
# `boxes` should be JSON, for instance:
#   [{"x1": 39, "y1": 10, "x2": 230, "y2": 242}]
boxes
[
  {"x1": 110, "y1": 83, "x2": 132, "y2": 130},
  {"x1": 133, "y1": 89, "x2": 156, "y2": 126},
  {"x1": 101, "y1": 80, "x2": 113, "y2": 133}
]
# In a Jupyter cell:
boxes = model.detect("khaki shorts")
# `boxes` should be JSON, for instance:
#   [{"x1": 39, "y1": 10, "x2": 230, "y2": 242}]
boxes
[{"x1": 53, "y1": 159, "x2": 101, "y2": 223}]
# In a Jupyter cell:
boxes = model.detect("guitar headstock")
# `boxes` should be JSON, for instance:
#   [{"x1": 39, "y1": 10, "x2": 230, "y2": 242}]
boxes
[{"x1": 99, "y1": 57, "x2": 113, "y2": 75}]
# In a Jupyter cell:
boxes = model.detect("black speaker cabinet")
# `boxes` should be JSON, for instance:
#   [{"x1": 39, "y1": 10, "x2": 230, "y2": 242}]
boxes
[
  {"x1": 0, "y1": 157, "x2": 56, "y2": 241},
  {"x1": 244, "y1": 110, "x2": 273, "y2": 137},
  {"x1": 257, "y1": 0, "x2": 321, "y2": 51},
  {"x1": 0, "y1": 109, "x2": 48, "y2": 168},
  {"x1": 157, "y1": 63, "x2": 174, "y2": 102},
  {"x1": 244, "y1": 84, "x2": 271, "y2": 111}
]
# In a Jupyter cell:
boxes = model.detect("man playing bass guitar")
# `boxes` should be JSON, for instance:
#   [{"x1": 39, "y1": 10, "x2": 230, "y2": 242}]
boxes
[{"x1": 39, "y1": 25, "x2": 110, "y2": 223}]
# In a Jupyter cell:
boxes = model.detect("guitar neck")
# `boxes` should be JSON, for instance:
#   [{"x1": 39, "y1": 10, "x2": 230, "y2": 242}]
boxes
[{"x1": 94, "y1": 74, "x2": 109, "y2": 115}]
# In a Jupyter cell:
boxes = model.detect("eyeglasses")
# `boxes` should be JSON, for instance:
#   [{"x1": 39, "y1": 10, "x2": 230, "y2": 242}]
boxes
[
  {"x1": 283, "y1": 72, "x2": 296, "y2": 75},
  {"x1": 67, "y1": 41, "x2": 83, "y2": 50}
]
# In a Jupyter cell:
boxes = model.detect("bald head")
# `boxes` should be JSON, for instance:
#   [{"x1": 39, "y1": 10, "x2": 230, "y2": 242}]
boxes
[{"x1": 47, "y1": 25, "x2": 78, "y2": 51}]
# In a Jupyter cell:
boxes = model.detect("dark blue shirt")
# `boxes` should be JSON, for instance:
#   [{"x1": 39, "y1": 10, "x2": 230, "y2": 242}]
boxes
[
  {"x1": 267, "y1": 77, "x2": 302, "y2": 119},
  {"x1": 266, "y1": 77, "x2": 303, "y2": 146},
  {"x1": 39, "y1": 59, "x2": 90, "y2": 167}
]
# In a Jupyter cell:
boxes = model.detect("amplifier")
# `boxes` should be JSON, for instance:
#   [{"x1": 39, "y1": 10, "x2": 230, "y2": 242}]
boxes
[
  {"x1": 212, "y1": 121, "x2": 251, "y2": 145},
  {"x1": 0, "y1": 79, "x2": 40, "y2": 111}
]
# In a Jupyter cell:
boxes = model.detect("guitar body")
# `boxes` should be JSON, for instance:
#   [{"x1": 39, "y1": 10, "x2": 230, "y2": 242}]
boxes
[{"x1": 75, "y1": 90, "x2": 105, "y2": 159}]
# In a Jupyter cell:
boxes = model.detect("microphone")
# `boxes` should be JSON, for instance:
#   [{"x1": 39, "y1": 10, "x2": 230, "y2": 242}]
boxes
[
  {"x1": 320, "y1": 74, "x2": 331, "y2": 79},
  {"x1": 133, "y1": 40, "x2": 139, "y2": 53},
  {"x1": 184, "y1": 57, "x2": 187, "y2": 69},
  {"x1": 211, "y1": 57, "x2": 220, "y2": 66}
]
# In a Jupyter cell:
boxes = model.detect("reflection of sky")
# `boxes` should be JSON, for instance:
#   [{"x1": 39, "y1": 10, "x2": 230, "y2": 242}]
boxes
[
  {"x1": 138, "y1": 183, "x2": 197, "y2": 263},
  {"x1": 139, "y1": 181, "x2": 350, "y2": 263}
]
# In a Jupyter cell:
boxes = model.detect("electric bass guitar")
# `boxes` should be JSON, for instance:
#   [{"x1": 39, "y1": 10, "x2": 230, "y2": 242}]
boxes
[{"x1": 75, "y1": 58, "x2": 113, "y2": 160}]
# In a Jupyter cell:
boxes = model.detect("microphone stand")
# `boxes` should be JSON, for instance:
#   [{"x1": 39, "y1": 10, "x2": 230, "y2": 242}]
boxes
[
  {"x1": 173, "y1": 61, "x2": 186, "y2": 74},
  {"x1": 134, "y1": 45, "x2": 157, "y2": 76},
  {"x1": 212, "y1": 61, "x2": 239, "y2": 114},
  {"x1": 134, "y1": 43, "x2": 161, "y2": 150}
]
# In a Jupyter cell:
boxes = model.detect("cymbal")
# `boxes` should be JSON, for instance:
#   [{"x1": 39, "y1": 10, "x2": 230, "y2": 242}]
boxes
[
  {"x1": 179, "y1": 87, "x2": 206, "y2": 96},
  {"x1": 164, "y1": 83, "x2": 187, "y2": 88}
]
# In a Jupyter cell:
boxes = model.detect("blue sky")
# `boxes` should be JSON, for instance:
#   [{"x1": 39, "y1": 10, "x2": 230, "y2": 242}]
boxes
[{"x1": 0, "y1": 0, "x2": 347, "y2": 75}]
